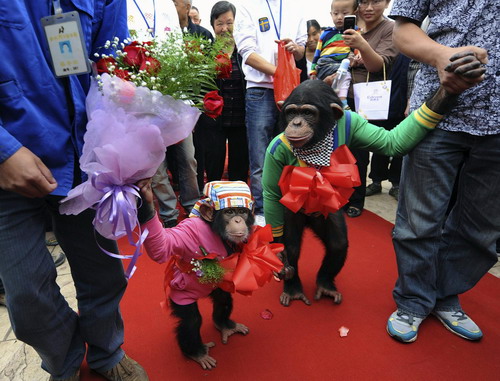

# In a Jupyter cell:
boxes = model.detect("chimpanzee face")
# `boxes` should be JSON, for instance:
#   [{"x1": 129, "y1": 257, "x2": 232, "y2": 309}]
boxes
[
  {"x1": 211, "y1": 207, "x2": 254, "y2": 244},
  {"x1": 283, "y1": 104, "x2": 320, "y2": 148},
  {"x1": 280, "y1": 80, "x2": 345, "y2": 149}
]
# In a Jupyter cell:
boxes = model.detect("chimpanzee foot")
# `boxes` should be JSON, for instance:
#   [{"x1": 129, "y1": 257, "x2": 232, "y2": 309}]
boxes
[
  {"x1": 280, "y1": 291, "x2": 311, "y2": 306},
  {"x1": 314, "y1": 286, "x2": 342, "y2": 304},
  {"x1": 189, "y1": 342, "x2": 217, "y2": 370},
  {"x1": 216, "y1": 322, "x2": 249, "y2": 344}
]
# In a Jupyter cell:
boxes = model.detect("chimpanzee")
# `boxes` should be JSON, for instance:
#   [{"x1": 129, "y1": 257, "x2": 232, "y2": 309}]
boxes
[
  {"x1": 137, "y1": 180, "x2": 287, "y2": 369},
  {"x1": 262, "y1": 51, "x2": 485, "y2": 307}
]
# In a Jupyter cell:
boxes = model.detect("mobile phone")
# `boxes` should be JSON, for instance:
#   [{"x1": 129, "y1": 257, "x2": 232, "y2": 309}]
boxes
[{"x1": 343, "y1": 15, "x2": 356, "y2": 32}]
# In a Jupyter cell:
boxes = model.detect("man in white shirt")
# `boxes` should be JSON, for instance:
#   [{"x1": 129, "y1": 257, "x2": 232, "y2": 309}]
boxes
[
  {"x1": 127, "y1": 0, "x2": 180, "y2": 39},
  {"x1": 233, "y1": 0, "x2": 306, "y2": 226}
]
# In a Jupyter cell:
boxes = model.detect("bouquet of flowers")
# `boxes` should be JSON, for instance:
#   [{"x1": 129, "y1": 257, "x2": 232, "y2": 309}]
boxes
[
  {"x1": 60, "y1": 33, "x2": 228, "y2": 277},
  {"x1": 190, "y1": 246, "x2": 226, "y2": 284}
]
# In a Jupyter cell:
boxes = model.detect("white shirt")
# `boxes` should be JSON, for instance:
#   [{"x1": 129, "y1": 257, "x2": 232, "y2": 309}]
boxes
[
  {"x1": 233, "y1": 0, "x2": 307, "y2": 89},
  {"x1": 127, "y1": 0, "x2": 180, "y2": 40}
]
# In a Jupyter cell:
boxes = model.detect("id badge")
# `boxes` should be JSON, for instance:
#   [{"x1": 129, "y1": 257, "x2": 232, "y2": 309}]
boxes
[{"x1": 41, "y1": 11, "x2": 91, "y2": 77}]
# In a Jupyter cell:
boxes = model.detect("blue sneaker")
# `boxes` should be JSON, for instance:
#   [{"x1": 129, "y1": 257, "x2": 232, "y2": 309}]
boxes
[
  {"x1": 432, "y1": 309, "x2": 483, "y2": 341},
  {"x1": 387, "y1": 310, "x2": 424, "y2": 343}
]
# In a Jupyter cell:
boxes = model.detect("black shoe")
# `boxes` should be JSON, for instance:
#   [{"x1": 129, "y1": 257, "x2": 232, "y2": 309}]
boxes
[
  {"x1": 346, "y1": 206, "x2": 362, "y2": 218},
  {"x1": 365, "y1": 182, "x2": 382, "y2": 196},
  {"x1": 388, "y1": 185, "x2": 399, "y2": 200}
]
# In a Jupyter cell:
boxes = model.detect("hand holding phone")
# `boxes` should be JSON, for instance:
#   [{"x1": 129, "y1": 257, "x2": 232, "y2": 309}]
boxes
[{"x1": 343, "y1": 15, "x2": 356, "y2": 32}]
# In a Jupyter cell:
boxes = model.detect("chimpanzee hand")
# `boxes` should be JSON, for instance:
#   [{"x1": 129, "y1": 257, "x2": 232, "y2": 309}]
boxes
[
  {"x1": 136, "y1": 178, "x2": 156, "y2": 224},
  {"x1": 274, "y1": 249, "x2": 296, "y2": 281},
  {"x1": 437, "y1": 47, "x2": 487, "y2": 94},
  {"x1": 426, "y1": 50, "x2": 487, "y2": 114}
]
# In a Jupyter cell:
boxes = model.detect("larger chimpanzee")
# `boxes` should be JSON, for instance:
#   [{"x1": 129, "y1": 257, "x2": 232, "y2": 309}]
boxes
[
  {"x1": 262, "y1": 51, "x2": 485, "y2": 307},
  {"x1": 137, "y1": 180, "x2": 286, "y2": 370}
]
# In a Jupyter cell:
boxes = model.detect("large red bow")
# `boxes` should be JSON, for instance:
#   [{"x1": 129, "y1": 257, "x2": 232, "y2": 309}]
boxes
[
  {"x1": 278, "y1": 145, "x2": 361, "y2": 217},
  {"x1": 219, "y1": 225, "x2": 284, "y2": 296}
]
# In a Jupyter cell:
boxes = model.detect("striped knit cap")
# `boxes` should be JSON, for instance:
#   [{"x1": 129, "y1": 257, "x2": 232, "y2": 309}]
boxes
[{"x1": 189, "y1": 181, "x2": 254, "y2": 218}]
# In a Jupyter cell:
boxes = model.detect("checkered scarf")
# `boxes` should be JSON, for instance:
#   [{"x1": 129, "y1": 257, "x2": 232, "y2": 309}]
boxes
[{"x1": 291, "y1": 127, "x2": 335, "y2": 168}]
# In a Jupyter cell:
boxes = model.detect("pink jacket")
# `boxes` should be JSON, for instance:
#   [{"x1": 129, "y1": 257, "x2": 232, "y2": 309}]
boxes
[{"x1": 142, "y1": 214, "x2": 229, "y2": 305}]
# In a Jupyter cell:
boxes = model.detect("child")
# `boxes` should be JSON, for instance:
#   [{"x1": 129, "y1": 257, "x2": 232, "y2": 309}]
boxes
[{"x1": 309, "y1": 0, "x2": 359, "y2": 107}]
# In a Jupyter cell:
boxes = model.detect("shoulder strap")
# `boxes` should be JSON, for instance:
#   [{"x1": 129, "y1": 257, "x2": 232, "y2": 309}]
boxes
[{"x1": 333, "y1": 110, "x2": 351, "y2": 149}]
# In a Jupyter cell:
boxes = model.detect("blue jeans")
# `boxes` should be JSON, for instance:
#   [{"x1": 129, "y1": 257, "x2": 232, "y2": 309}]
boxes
[
  {"x1": 0, "y1": 190, "x2": 127, "y2": 378},
  {"x1": 245, "y1": 87, "x2": 279, "y2": 214},
  {"x1": 152, "y1": 134, "x2": 200, "y2": 223},
  {"x1": 392, "y1": 129, "x2": 500, "y2": 318}
]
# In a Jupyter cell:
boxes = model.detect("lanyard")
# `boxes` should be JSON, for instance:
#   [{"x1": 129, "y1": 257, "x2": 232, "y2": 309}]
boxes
[
  {"x1": 52, "y1": 0, "x2": 62, "y2": 14},
  {"x1": 133, "y1": 0, "x2": 156, "y2": 38},
  {"x1": 265, "y1": 0, "x2": 282, "y2": 40}
]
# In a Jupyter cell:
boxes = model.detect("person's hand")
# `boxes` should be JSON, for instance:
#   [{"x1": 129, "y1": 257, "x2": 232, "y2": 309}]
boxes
[
  {"x1": 0, "y1": 147, "x2": 57, "y2": 198},
  {"x1": 309, "y1": 74, "x2": 317, "y2": 80},
  {"x1": 404, "y1": 99, "x2": 411, "y2": 118},
  {"x1": 323, "y1": 72, "x2": 337, "y2": 87},
  {"x1": 436, "y1": 46, "x2": 488, "y2": 94},
  {"x1": 351, "y1": 52, "x2": 364, "y2": 67},
  {"x1": 342, "y1": 29, "x2": 366, "y2": 51},
  {"x1": 426, "y1": 50, "x2": 487, "y2": 114},
  {"x1": 277, "y1": 38, "x2": 304, "y2": 60}
]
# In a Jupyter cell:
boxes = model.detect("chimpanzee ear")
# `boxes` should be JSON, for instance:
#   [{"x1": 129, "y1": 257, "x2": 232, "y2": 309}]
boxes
[
  {"x1": 330, "y1": 103, "x2": 344, "y2": 120},
  {"x1": 199, "y1": 203, "x2": 215, "y2": 222},
  {"x1": 276, "y1": 100, "x2": 285, "y2": 111}
]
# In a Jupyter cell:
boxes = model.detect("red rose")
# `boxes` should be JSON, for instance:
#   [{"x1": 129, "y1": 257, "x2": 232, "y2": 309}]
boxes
[
  {"x1": 114, "y1": 69, "x2": 131, "y2": 80},
  {"x1": 215, "y1": 53, "x2": 232, "y2": 79},
  {"x1": 123, "y1": 43, "x2": 148, "y2": 67},
  {"x1": 139, "y1": 56, "x2": 161, "y2": 75},
  {"x1": 96, "y1": 57, "x2": 117, "y2": 74},
  {"x1": 203, "y1": 91, "x2": 224, "y2": 119}
]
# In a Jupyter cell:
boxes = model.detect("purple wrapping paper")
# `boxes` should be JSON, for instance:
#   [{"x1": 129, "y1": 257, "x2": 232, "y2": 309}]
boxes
[{"x1": 60, "y1": 74, "x2": 201, "y2": 240}]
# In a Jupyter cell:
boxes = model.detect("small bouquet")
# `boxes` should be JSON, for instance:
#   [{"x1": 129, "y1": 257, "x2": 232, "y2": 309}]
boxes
[
  {"x1": 60, "y1": 33, "x2": 226, "y2": 277},
  {"x1": 190, "y1": 246, "x2": 225, "y2": 285}
]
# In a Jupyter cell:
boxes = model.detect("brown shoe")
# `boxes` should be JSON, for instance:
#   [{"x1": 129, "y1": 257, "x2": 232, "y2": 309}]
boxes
[
  {"x1": 94, "y1": 354, "x2": 149, "y2": 381},
  {"x1": 48, "y1": 370, "x2": 80, "y2": 381}
]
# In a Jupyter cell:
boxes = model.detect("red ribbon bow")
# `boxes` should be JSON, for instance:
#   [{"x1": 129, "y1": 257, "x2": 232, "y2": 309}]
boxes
[
  {"x1": 219, "y1": 225, "x2": 284, "y2": 296},
  {"x1": 278, "y1": 145, "x2": 361, "y2": 217}
]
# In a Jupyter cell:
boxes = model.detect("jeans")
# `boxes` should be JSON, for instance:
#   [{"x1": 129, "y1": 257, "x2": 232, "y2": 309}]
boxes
[
  {"x1": 0, "y1": 190, "x2": 127, "y2": 378},
  {"x1": 152, "y1": 134, "x2": 200, "y2": 223},
  {"x1": 392, "y1": 129, "x2": 500, "y2": 318},
  {"x1": 245, "y1": 87, "x2": 279, "y2": 215}
]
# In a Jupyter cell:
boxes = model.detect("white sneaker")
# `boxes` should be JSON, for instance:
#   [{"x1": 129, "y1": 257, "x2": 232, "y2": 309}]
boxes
[{"x1": 254, "y1": 214, "x2": 266, "y2": 227}]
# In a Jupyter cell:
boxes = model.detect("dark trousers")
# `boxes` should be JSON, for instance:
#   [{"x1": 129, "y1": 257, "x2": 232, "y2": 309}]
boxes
[{"x1": 194, "y1": 114, "x2": 249, "y2": 191}]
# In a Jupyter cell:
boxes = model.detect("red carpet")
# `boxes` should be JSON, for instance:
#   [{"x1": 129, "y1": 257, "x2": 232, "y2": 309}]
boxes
[{"x1": 82, "y1": 211, "x2": 500, "y2": 380}]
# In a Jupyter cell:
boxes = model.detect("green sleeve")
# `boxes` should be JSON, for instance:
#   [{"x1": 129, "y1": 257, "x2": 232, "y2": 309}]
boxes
[
  {"x1": 348, "y1": 104, "x2": 443, "y2": 156},
  {"x1": 262, "y1": 135, "x2": 298, "y2": 238}
]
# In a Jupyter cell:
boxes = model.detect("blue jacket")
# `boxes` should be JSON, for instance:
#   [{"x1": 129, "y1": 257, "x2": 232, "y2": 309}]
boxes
[{"x1": 0, "y1": 0, "x2": 128, "y2": 196}]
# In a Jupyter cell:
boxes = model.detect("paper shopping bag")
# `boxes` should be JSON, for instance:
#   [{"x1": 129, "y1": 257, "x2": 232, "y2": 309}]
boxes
[{"x1": 353, "y1": 64, "x2": 392, "y2": 120}]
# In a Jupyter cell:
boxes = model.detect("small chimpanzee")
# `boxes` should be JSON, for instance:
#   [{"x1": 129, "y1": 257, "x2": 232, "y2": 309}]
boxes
[
  {"x1": 262, "y1": 51, "x2": 484, "y2": 307},
  {"x1": 137, "y1": 180, "x2": 286, "y2": 370}
]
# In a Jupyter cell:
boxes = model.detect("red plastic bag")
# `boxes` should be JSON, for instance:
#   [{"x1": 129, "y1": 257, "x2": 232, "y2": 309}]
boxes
[{"x1": 273, "y1": 41, "x2": 301, "y2": 105}]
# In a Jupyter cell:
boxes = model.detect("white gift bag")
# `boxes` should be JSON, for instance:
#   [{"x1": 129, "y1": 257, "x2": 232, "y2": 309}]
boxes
[{"x1": 353, "y1": 64, "x2": 392, "y2": 120}]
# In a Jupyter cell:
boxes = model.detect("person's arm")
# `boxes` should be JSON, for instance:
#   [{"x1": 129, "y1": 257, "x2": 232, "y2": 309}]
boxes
[
  {"x1": 245, "y1": 52, "x2": 277, "y2": 76},
  {"x1": 343, "y1": 29, "x2": 384, "y2": 73},
  {"x1": 349, "y1": 50, "x2": 485, "y2": 155},
  {"x1": 392, "y1": 17, "x2": 487, "y2": 94}
]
